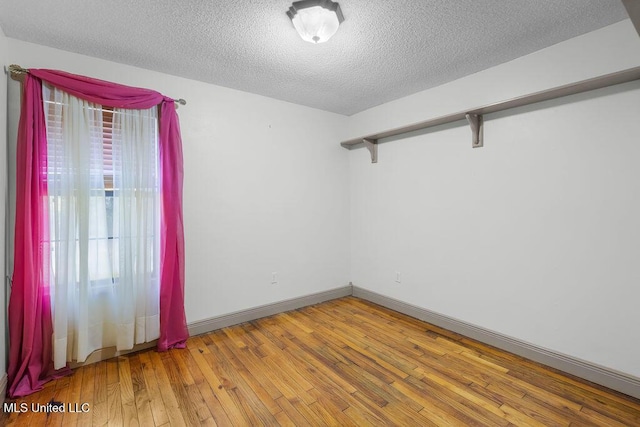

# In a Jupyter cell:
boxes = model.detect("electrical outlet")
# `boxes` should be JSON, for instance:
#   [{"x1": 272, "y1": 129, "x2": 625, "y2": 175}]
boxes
[
  {"x1": 271, "y1": 272, "x2": 278, "y2": 284},
  {"x1": 395, "y1": 271, "x2": 401, "y2": 284}
]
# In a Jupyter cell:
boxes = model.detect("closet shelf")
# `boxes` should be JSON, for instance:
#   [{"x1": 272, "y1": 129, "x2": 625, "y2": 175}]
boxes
[{"x1": 341, "y1": 66, "x2": 640, "y2": 163}]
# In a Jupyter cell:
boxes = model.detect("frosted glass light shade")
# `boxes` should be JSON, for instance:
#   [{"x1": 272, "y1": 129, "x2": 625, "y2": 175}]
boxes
[{"x1": 287, "y1": 0, "x2": 344, "y2": 44}]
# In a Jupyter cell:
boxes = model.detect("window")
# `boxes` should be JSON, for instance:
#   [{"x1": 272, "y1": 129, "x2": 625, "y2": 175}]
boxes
[
  {"x1": 8, "y1": 70, "x2": 187, "y2": 394},
  {"x1": 42, "y1": 83, "x2": 161, "y2": 366}
]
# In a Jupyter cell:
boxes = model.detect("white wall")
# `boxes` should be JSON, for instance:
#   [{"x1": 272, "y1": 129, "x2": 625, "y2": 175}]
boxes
[
  {"x1": 4, "y1": 18, "x2": 640, "y2": 385},
  {"x1": 0, "y1": 24, "x2": 8, "y2": 384},
  {"x1": 349, "y1": 20, "x2": 640, "y2": 378},
  {"x1": 5, "y1": 39, "x2": 350, "y2": 325}
]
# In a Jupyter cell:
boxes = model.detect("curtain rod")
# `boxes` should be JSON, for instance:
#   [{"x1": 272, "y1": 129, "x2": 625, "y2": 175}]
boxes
[{"x1": 7, "y1": 64, "x2": 187, "y2": 105}]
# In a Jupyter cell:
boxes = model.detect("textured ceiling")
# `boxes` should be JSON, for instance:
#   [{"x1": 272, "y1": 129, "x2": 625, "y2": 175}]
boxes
[{"x1": 0, "y1": 1, "x2": 629, "y2": 115}]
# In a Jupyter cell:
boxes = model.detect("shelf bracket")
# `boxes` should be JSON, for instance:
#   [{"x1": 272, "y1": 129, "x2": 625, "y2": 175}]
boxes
[
  {"x1": 363, "y1": 138, "x2": 378, "y2": 163},
  {"x1": 466, "y1": 113, "x2": 483, "y2": 148}
]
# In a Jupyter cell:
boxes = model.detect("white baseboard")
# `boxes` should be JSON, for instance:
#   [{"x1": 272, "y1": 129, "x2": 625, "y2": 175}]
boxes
[
  {"x1": 188, "y1": 285, "x2": 353, "y2": 336},
  {"x1": 0, "y1": 373, "x2": 7, "y2": 405},
  {"x1": 352, "y1": 286, "x2": 640, "y2": 400}
]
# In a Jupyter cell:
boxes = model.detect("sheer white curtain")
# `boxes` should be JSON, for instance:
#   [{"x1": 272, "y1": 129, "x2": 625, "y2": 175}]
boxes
[
  {"x1": 112, "y1": 103, "x2": 161, "y2": 350},
  {"x1": 44, "y1": 83, "x2": 160, "y2": 369}
]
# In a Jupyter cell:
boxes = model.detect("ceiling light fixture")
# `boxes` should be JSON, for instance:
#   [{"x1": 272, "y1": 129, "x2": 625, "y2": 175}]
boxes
[{"x1": 287, "y1": 0, "x2": 344, "y2": 44}]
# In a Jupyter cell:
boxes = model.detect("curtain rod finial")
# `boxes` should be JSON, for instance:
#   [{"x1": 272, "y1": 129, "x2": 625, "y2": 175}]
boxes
[
  {"x1": 8, "y1": 64, "x2": 28, "y2": 74},
  {"x1": 8, "y1": 64, "x2": 28, "y2": 82}
]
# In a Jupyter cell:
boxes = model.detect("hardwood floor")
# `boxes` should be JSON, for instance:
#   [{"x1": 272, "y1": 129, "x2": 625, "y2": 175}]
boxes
[{"x1": 2, "y1": 296, "x2": 639, "y2": 426}]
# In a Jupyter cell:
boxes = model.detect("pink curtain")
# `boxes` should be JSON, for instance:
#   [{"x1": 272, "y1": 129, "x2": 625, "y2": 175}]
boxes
[
  {"x1": 8, "y1": 69, "x2": 188, "y2": 397},
  {"x1": 157, "y1": 101, "x2": 189, "y2": 351},
  {"x1": 7, "y1": 74, "x2": 67, "y2": 397}
]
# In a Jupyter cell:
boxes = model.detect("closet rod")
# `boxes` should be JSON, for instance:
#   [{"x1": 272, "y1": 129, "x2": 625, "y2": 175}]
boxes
[{"x1": 341, "y1": 66, "x2": 640, "y2": 157}]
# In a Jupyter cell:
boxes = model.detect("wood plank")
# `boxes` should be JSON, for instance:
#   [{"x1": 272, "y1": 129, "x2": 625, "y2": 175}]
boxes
[
  {"x1": 138, "y1": 352, "x2": 169, "y2": 426},
  {"x1": 468, "y1": 383, "x2": 564, "y2": 426},
  {"x1": 216, "y1": 338, "x2": 282, "y2": 414},
  {"x1": 159, "y1": 351, "x2": 199, "y2": 426},
  {"x1": 274, "y1": 395, "x2": 315, "y2": 426},
  {"x1": 207, "y1": 337, "x2": 279, "y2": 424},
  {"x1": 579, "y1": 405, "x2": 635, "y2": 427},
  {"x1": 46, "y1": 378, "x2": 69, "y2": 427},
  {"x1": 173, "y1": 344, "x2": 204, "y2": 386},
  {"x1": 76, "y1": 362, "x2": 94, "y2": 426},
  {"x1": 62, "y1": 366, "x2": 84, "y2": 427},
  {"x1": 343, "y1": 405, "x2": 386, "y2": 426},
  {"x1": 499, "y1": 403, "x2": 548, "y2": 427},
  {"x1": 188, "y1": 339, "x2": 251, "y2": 425},
  {"x1": 106, "y1": 383, "x2": 123, "y2": 426},
  {"x1": 260, "y1": 355, "x2": 316, "y2": 405},
  {"x1": 273, "y1": 409, "x2": 296, "y2": 427},
  {"x1": 91, "y1": 401, "x2": 109, "y2": 427},
  {"x1": 303, "y1": 314, "x2": 410, "y2": 380},
  {"x1": 169, "y1": 348, "x2": 195, "y2": 387},
  {"x1": 132, "y1": 388, "x2": 154, "y2": 427},
  {"x1": 283, "y1": 336, "x2": 359, "y2": 394},
  {"x1": 520, "y1": 394, "x2": 600, "y2": 427},
  {"x1": 117, "y1": 357, "x2": 139, "y2": 426},
  {"x1": 128, "y1": 355, "x2": 153, "y2": 427},
  {"x1": 93, "y1": 361, "x2": 108, "y2": 406},
  {"x1": 147, "y1": 351, "x2": 186, "y2": 427},
  {"x1": 392, "y1": 380, "x2": 470, "y2": 427},
  {"x1": 184, "y1": 384, "x2": 214, "y2": 423}
]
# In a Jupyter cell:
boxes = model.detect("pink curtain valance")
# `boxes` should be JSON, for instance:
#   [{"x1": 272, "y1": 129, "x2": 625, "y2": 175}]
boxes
[{"x1": 29, "y1": 68, "x2": 170, "y2": 109}]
